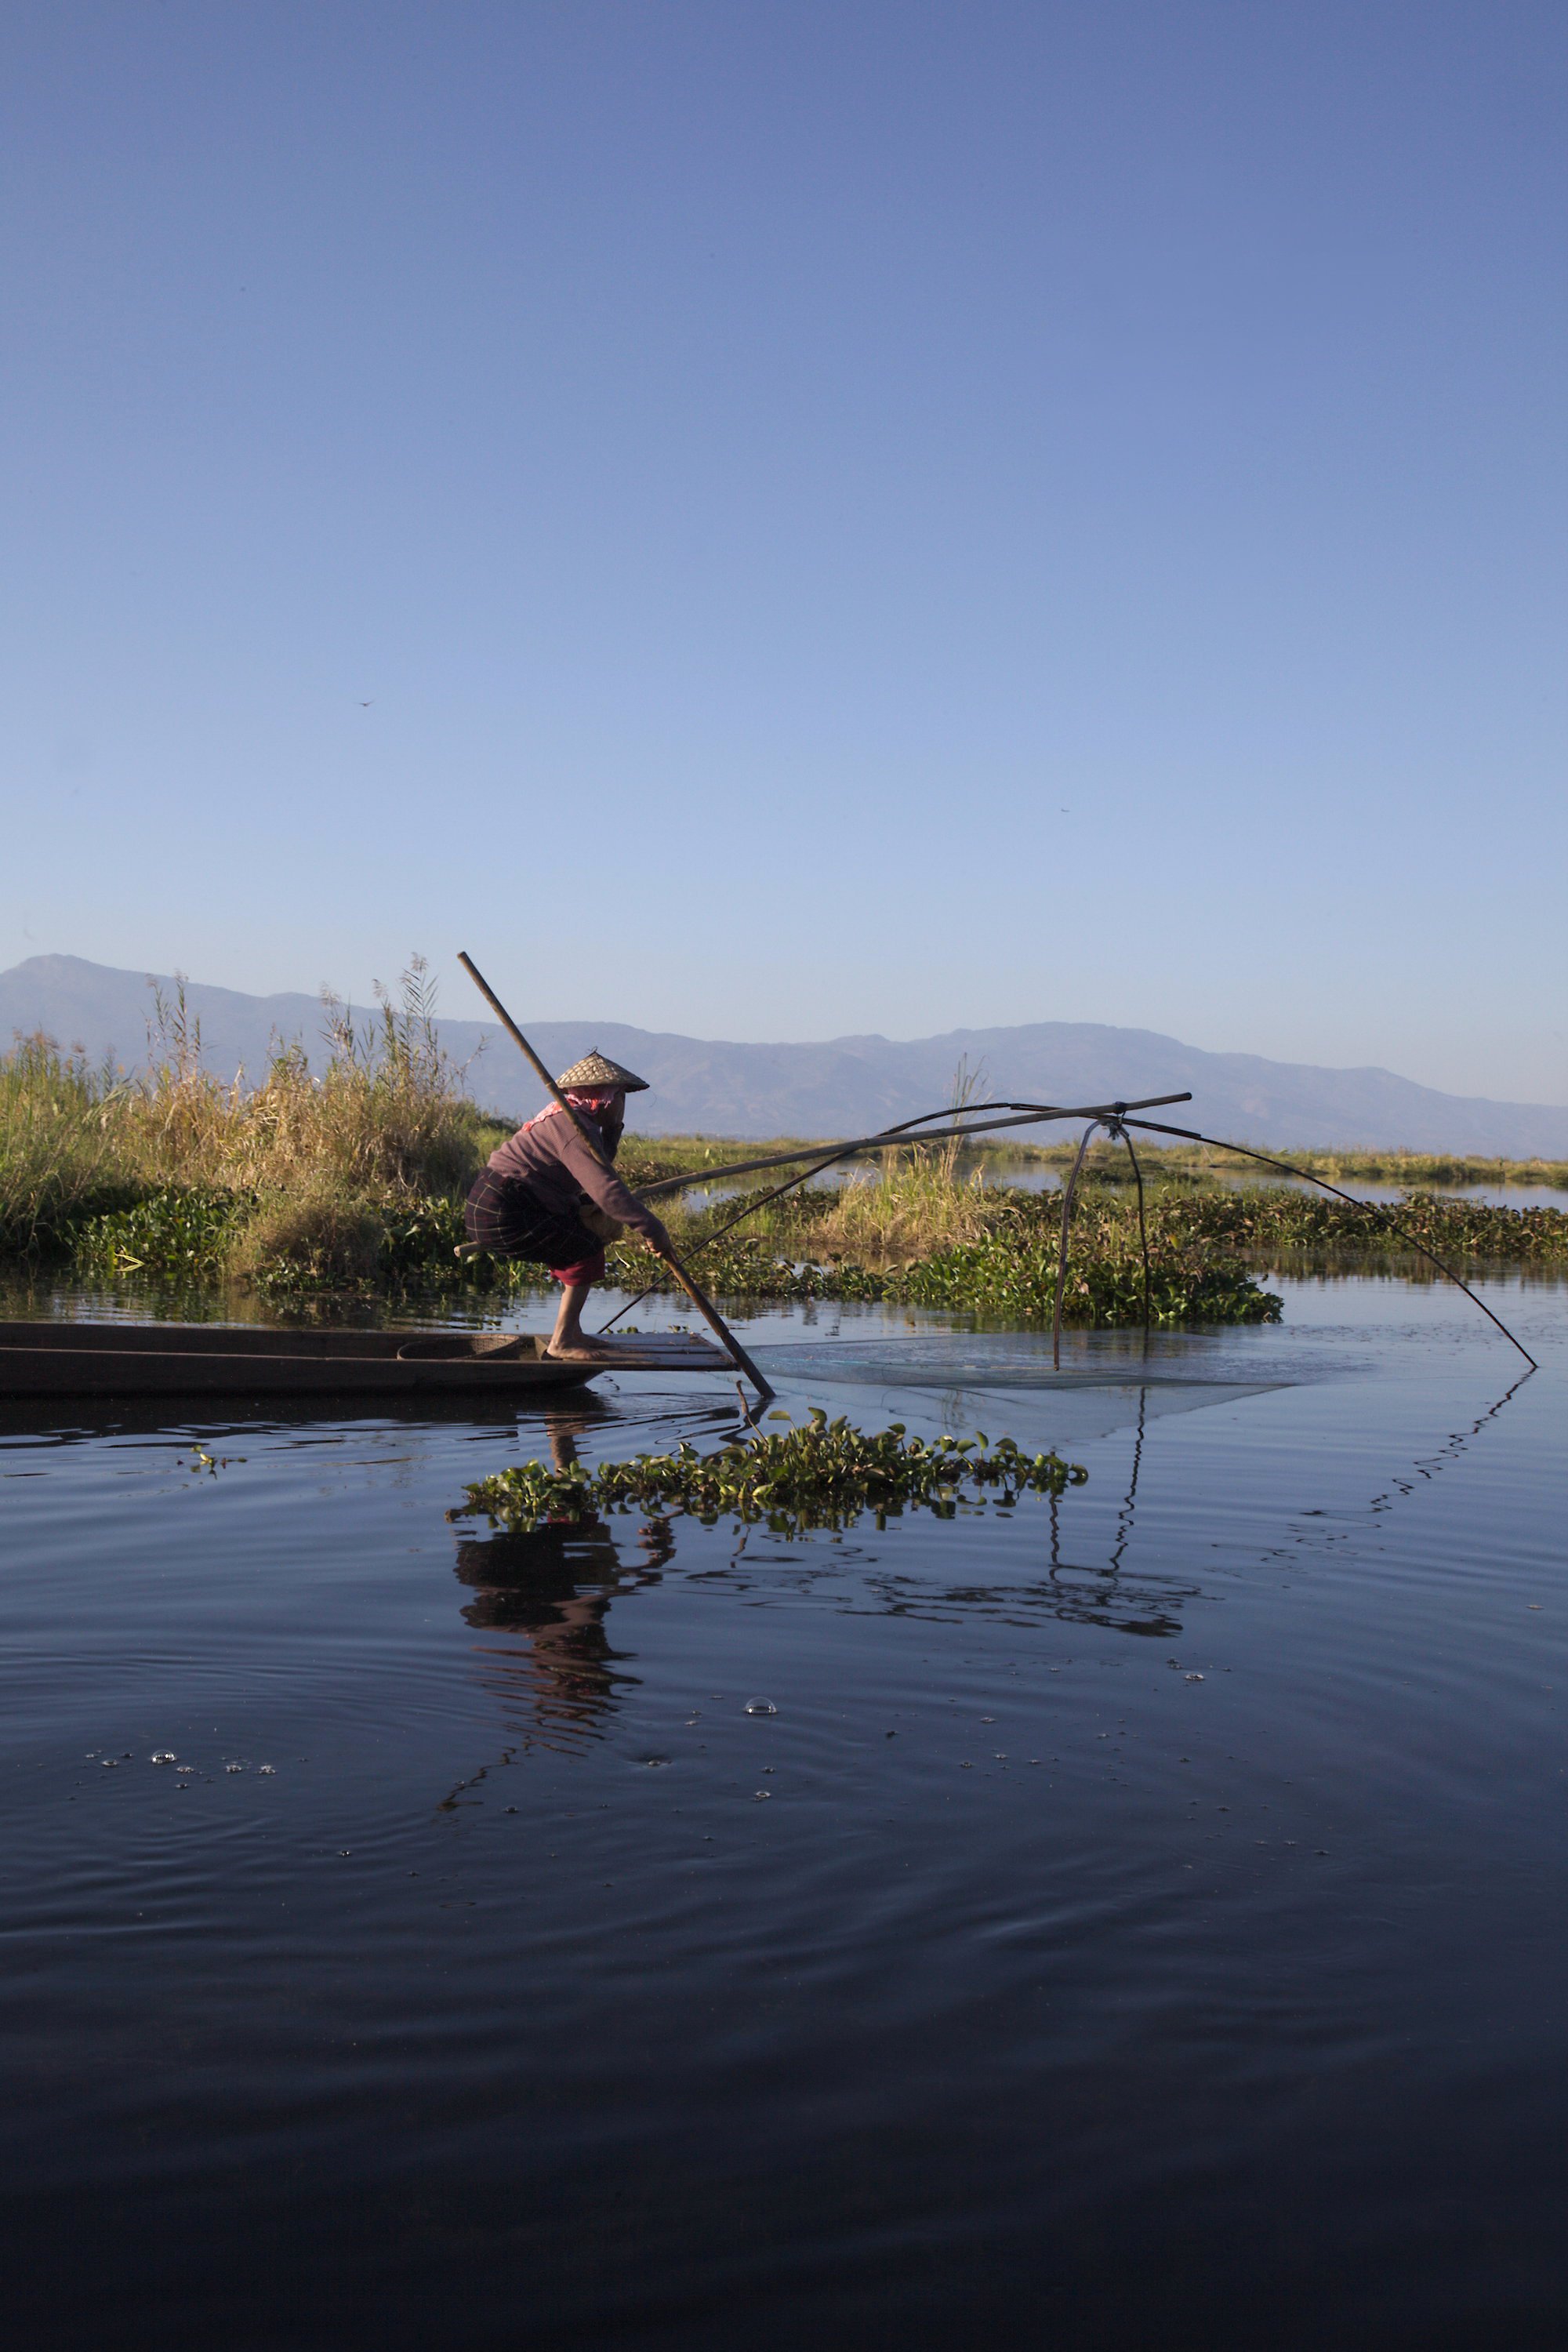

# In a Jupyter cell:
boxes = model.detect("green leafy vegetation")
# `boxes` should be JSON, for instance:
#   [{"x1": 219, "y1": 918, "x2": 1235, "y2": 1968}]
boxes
[
  {"x1": 600, "y1": 1221, "x2": 1279, "y2": 1323},
  {"x1": 0, "y1": 1034, "x2": 138, "y2": 1252},
  {"x1": 456, "y1": 1409, "x2": 1087, "y2": 1537},
  {"x1": 1152, "y1": 1188, "x2": 1568, "y2": 1262},
  {"x1": 73, "y1": 1186, "x2": 250, "y2": 1279},
  {"x1": 898, "y1": 1222, "x2": 1280, "y2": 1323},
  {"x1": 2, "y1": 961, "x2": 497, "y2": 1290}
]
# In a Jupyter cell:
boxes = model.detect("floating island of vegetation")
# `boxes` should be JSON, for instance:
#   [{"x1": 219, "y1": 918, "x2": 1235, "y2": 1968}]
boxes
[{"x1": 455, "y1": 1410, "x2": 1088, "y2": 1538}]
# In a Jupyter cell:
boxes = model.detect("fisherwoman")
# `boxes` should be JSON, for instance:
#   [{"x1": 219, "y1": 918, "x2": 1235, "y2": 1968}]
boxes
[{"x1": 463, "y1": 1051, "x2": 672, "y2": 1361}]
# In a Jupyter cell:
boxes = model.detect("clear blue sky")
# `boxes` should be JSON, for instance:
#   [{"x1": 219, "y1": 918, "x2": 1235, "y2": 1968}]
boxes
[{"x1": 3, "y1": 2, "x2": 1563, "y2": 1101}]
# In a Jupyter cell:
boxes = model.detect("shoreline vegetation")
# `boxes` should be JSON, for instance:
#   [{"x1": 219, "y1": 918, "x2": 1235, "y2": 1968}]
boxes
[{"x1": 5, "y1": 967, "x2": 1567, "y2": 1327}]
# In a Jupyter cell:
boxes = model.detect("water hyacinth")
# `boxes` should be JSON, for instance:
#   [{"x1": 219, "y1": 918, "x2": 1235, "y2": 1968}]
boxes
[
  {"x1": 455, "y1": 1409, "x2": 1087, "y2": 1537},
  {"x1": 1157, "y1": 1187, "x2": 1568, "y2": 1263},
  {"x1": 73, "y1": 1185, "x2": 251, "y2": 1279},
  {"x1": 897, "y1": 1228, "x2": 1281, "y2": 1325}
]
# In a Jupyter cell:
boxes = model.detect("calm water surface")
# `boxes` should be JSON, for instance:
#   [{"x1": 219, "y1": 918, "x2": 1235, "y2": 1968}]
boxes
[
  {"x1": 2, "y1": 1276, "x2": 1565, "y2": 2350},
  {"x1": 691, "y1": 1156, "x2": 1568, "y2": 1209}
]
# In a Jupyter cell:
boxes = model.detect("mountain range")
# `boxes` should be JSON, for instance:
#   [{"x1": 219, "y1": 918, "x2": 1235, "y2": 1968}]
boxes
[{"x1": 4, "y1": 953, "x2": 1566, "y2": 1156}]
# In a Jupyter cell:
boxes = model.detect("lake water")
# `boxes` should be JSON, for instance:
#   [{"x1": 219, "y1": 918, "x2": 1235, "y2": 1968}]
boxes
[
  {"x1": 2, "y1": 1274, "x2": 1565, "y2": 2350},
  {"x1": 689, "y1": 1156, "x2": 1568, "y2": 1210}
]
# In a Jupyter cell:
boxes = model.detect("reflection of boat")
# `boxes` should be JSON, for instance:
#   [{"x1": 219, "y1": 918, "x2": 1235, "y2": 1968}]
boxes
[{"x1": 0, "y1": 1319, "x2": 732, "y2": 1399}]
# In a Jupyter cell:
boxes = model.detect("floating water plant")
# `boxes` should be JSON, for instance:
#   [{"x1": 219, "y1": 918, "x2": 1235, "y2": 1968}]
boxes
[
  {"x1": 897, "y1": 1225, "x2": 1283, "y2": 1326},
  {"x1": 74, "y1": 1185, "x2": 250, "y2": 1279},
  {"x1": 455, "y1": 1410, "x2": 1087, "y2": 1537}
]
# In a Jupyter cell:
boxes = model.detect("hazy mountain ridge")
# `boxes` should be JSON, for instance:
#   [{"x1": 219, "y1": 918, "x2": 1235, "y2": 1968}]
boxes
[{"x1": 4, "y1": 953, "x2": 1566, "y2": 1156}]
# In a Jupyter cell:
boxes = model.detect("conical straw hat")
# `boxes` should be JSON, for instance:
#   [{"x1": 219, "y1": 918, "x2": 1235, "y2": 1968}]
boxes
[{"x1": 555, "y1": 1049, "x2": 649, "y2": 1094}]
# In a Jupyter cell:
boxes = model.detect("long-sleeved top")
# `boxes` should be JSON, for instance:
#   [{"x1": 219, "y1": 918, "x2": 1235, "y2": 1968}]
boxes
[{"x1": 485, "y1": 1107, "x2": 665, "y2": 1243}]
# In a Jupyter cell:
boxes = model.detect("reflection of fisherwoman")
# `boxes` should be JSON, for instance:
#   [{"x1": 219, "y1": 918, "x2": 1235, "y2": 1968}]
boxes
[
  {"x1": 463, "y1": 1051, "x2": 670, "y2": 1362},
  {"x1": 451, "y1": 1405, "x2": 674, "y2": 1744}
]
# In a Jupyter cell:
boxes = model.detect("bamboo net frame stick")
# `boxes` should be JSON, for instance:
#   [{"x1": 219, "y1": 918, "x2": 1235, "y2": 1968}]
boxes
[{"x1": 633, "y1": 1092, "x2": 1194, "y2": 1200}]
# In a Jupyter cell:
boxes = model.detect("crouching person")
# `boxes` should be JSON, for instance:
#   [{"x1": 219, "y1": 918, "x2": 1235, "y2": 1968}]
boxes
[{"x1": 463, "y1": 1052, "x2": 671, "y2": 1360}]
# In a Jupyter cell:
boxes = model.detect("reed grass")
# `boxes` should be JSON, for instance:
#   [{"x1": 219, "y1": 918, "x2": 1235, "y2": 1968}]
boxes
[
  {"x1": 0, "y1": 1035, "x2": 137, "y2": 1250},
  {"x1": 113, "y1": 964, "x2": 488, "y2": 1198},
  {"x1": 3, "y1": 959, "x2": 495, "y2": 1284}
]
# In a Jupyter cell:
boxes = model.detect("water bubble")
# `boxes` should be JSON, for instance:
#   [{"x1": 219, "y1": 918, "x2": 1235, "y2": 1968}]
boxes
[
  {"x1": 101, "y1": 1759, "x2": 118, "y2": 1768},
  {"x1": 1185, "y1": 1673, "x2": 1205, "y2": 1682},
  {"x1": 258, "y1": 1765, "x2": 276, "y2": 1776},
  {"x1": 745, "y1": 1700, "x2": 777, "y2": 1717},
  {"x1": 753, "y1": 1790, "x2": 771, "y2": 1801},
  {"x1": 151, "y1": 1752, "x2": 176, "y2": 1766},
  {"x1": 225, "y1": 1762, "x2": 245, "y2": 1773}
]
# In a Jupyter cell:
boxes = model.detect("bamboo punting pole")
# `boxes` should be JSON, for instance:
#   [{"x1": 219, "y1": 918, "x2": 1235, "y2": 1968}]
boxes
[
  {"x1": 633, "y1": 1092, "x2": 1194, "y2": 1200},
  {"x1": 457, "y1": 953, "x2": 775, "y2": 1402}
]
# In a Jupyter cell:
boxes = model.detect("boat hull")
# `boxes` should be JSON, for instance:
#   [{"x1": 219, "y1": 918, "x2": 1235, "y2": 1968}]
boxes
[{"x1": 0, "y1": 1320, "x2": 737, "y2": 1399}]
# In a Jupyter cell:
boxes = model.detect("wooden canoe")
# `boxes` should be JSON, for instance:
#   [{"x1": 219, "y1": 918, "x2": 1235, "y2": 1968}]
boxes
[{"x1": 0, "y1": 1320, "x2": 735, "y2": 1399}]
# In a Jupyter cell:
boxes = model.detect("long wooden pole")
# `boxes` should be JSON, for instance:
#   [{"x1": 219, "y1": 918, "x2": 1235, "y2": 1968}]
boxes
[{"x1": 457, "y1": 952, "x2": 775, "y2": 1401}]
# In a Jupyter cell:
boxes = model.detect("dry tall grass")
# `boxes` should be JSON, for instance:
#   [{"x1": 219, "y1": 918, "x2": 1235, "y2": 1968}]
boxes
[
  {"x1": 2, "y1": 959, "x2": 492, "y2": 1275},
  {"x1": 767, "y1": 1055, "x2": 997, "y2": 1266},
  {"x1": 0, "y1": 1034, "x2": 134, "y2": 1249},
  {"x1": 803, "y1": 1152, "x2": 996, "y2": 1265},
  {"x1": 114, "y1": 963, "x2": 485, "y2": 1198}
]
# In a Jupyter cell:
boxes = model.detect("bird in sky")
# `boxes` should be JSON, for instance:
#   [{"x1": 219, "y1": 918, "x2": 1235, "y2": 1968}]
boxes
[{"x1": 359, "y1": 701, "x2": 373, "y2": 707}]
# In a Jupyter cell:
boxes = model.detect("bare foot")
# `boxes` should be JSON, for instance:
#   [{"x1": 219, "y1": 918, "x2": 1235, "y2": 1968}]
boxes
[{"x1": 543, "y1": 1341, "x2": 620, "y2": 1363}]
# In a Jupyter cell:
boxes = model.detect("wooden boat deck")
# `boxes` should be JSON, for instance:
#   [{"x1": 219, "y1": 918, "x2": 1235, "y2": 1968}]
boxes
[{"x1": 0, "y1": 1320, "x2": 737, "y2": 1400}]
